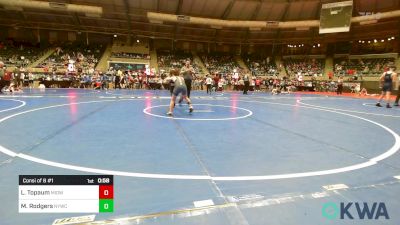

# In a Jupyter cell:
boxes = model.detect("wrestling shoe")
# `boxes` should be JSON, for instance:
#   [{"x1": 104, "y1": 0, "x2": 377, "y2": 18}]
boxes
[{"x1": 376, "y1": 103, "x2": 382, "y2": 107}]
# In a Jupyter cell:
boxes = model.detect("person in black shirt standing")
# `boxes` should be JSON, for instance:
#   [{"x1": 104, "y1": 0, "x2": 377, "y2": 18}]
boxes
[
  {"x1": 376, "y1": 65, "x2": 397, "y2": 108},
  {"x1": 337, "y1": 76, "x2": 343, "y2": 95},
  {"x1": 243, "y1": 71, "x2": 251, "y2": 95}
]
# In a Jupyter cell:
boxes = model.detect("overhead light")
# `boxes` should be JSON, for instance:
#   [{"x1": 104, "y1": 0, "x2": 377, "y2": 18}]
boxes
[
  {"x1": 374, "y1": 39, "x2": 377, "y2": 43},
  {"x1": 113, "y1": 34, "x2": 117, "y2": 38},
  {"x1": 392, "y1": 37, "x2": 395, "y2": 40},
  {"x1": 381, "y1": 39, "x2": 384, "y2": 42},
  {"x1": 368, "y1": 41, "x2": 371, "y2": 43},
  {"x1": 358, "y1": 40, "x2": 361, "y2": 43},
  {"x1": 136, "y1": 39, "x2": 140, "y2": 43},
  {"x1": 318, "y1": 44, "x2": 320, "y2": 47},
  {"x1": 388, "y1": 38, "x2": 391, "y2": 41}
]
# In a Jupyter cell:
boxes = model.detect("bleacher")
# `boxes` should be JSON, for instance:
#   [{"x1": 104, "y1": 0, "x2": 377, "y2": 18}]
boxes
[
  {"x1": 111, "y1": 41, "x2": 150, "y2": 55},
  {"x1": 108, "y1": 41, "x2": 152, "y2": 72},
  {"x1": 0, "y1": 41, "x2": 46, "y2": 67},
  {"x1": 334, "y1": 57, "x2": 395, "y2": 76},
  {"x1": 36, "y1": 43, "x2": 105, "y2": 73},
  {"x1": 157, "y1": 51, "x2": 202, "y2": 75},
  {"x1": 283, "y1": 57, "x2": 325, "y2": 77},
  {"x1": 242, "y1": 54, "x2": 278, "y2": 76},
  {"x1": 201, "y1": 53, "x2": 240, "y2": 75}
]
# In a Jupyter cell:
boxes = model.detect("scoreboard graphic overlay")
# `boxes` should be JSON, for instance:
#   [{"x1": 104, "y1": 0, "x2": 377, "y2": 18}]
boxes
[{"x1": 19, "y1": 175, "x2": 114, "y2": 213}]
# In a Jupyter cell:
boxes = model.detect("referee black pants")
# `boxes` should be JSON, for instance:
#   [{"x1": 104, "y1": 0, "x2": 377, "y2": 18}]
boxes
[
  {"x1": 243, "y1": 81, "x2": 250, "y2": 94},
  {"x1": 185, "y1": 79, "x2": 192, "y2": 98},
  {"x1": 337, "y1": 84, "x2": 343, "y2": 95}
]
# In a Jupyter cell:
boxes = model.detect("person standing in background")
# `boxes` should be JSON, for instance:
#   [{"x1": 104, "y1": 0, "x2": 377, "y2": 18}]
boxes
[
  {"x1": 376, "y1": 65, "x2": 397, "y2": 108},
  {"x1": 115, "y1": 69, "x2": 122, "y2": 89},
  {"x1": 337, "y1": 76, "x2": 343, "y2": 95},
  {"x1": 243, "y1": 71, "x2": 251, "y2": 95},
  {"x1": 14, "y1": 67, "x2": 20, "y2": 89},
  {"x1": 20, "y1": 66, "x2": 26, "y2": 88},
  {"x1": 28, "y1": 71, "x2": 34, "y2": 88},
  {"x1": 138, "y1": 72, "x2": 144, "y2": 89},
  {"x1": 213, "y1": 73, "x2": 219, "y2": 92},
  {"x1": 255, "y1": 77, "x2": 261, "y2": 92},
  {"x1": 328, "y1": 71, "x2": 333, "y2": 80},
  {"x1": 205, "y1": 75, "x2": 212, "y2": 94}
]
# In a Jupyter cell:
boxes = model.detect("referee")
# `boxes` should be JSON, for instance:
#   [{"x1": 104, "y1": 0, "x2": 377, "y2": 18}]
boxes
[{"x1": 180, "y1": 60, "x2": 195, "y2": 98}]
